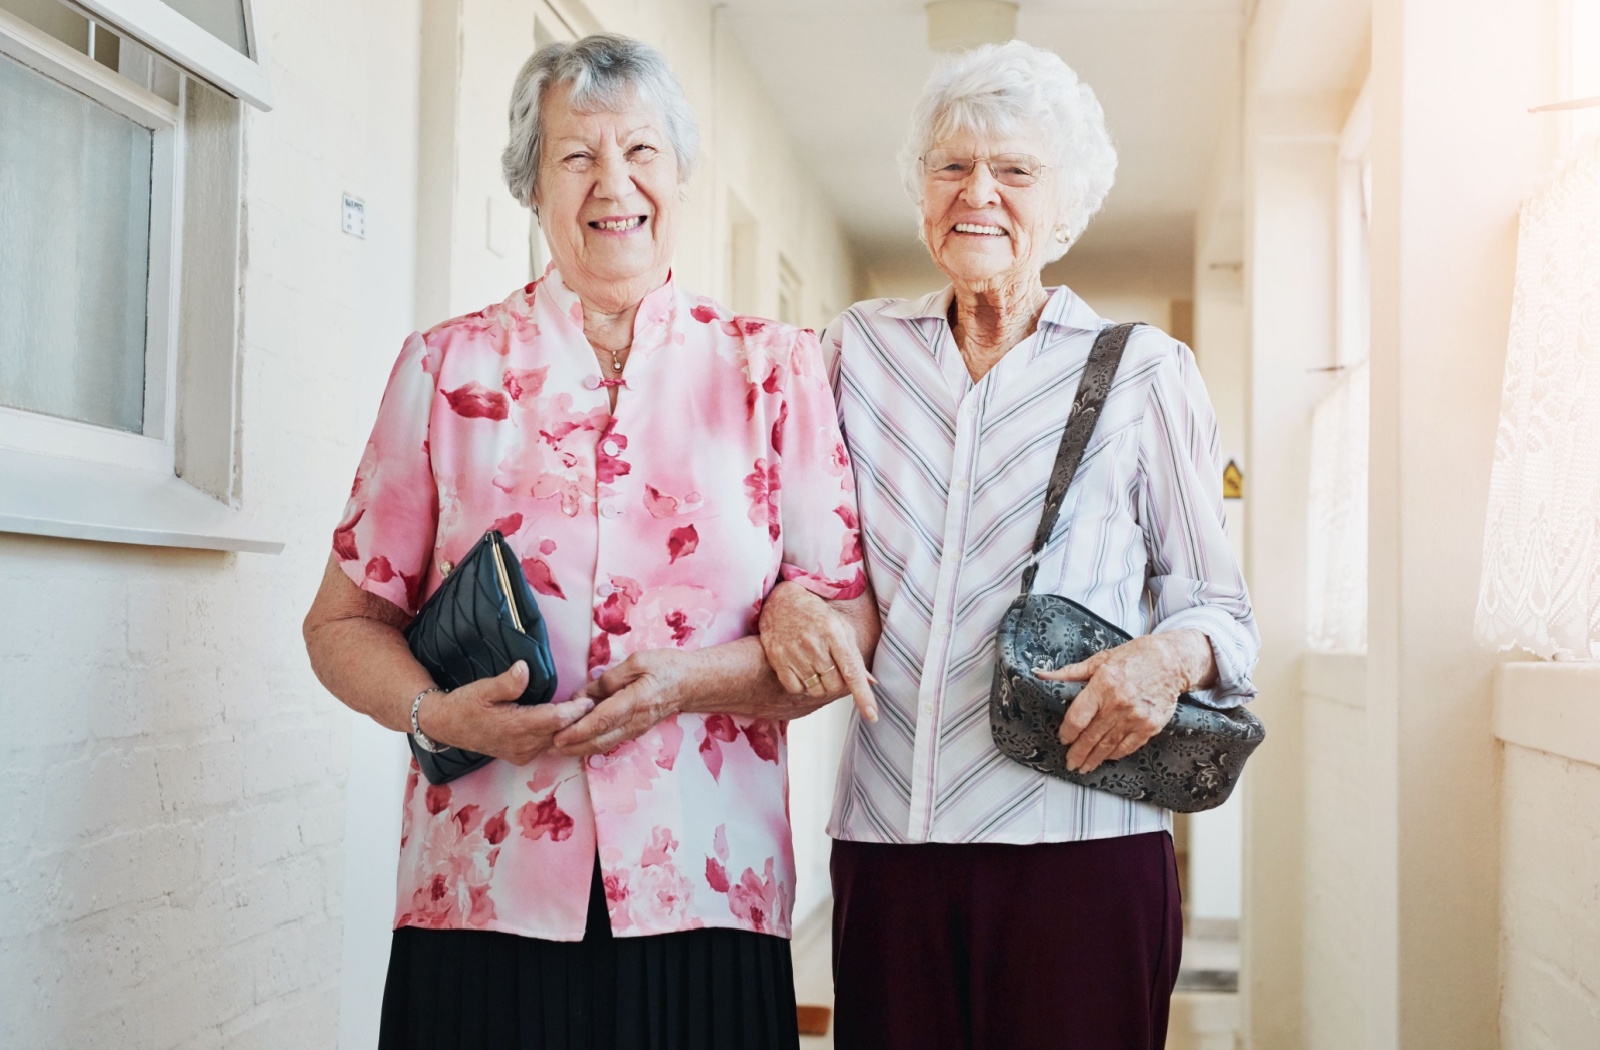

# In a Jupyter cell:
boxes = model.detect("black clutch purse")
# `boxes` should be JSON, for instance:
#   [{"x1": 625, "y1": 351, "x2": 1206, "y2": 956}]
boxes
[
  {"x1": 404, "y1": 530, "x2": 558, "y2": 785},
  {"x1": 988, "y1": 324, "x2": 1265, "y2": 813}
]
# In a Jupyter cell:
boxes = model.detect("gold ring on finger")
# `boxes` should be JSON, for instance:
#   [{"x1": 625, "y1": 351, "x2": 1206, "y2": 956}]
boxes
[{"x1": 805, "y1": 673, "x2": 823, "y2": 687}]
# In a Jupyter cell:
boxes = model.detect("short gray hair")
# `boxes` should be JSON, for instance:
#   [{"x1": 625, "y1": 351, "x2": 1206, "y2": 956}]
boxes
[
  {"x1": 900, "y1": 41, "x2": 1117, "y2": 261},
  {"x1": 501, "y1": 33, "x2": 700, "y2": 211}
]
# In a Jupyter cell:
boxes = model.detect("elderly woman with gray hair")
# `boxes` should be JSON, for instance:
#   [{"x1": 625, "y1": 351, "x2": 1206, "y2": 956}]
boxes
[
  {"x1": 760, "y1": 41, "x2": 1259, "y2": 1050},
  {"x1": 303, "y1": 33, "x2": 877, "y2": 1050}
]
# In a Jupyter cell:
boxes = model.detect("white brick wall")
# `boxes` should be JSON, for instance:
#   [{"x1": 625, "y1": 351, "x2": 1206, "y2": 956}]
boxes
[
  {"x1": 1301, "y1": 691, "x2": 1369, "y2": 1050},
  {"x1": 1501, "y1": 743, "x2": 1600, "y2": 1050},
  {"x1": 0, "y1": 0, "x2": 420, "y2": 1044}
]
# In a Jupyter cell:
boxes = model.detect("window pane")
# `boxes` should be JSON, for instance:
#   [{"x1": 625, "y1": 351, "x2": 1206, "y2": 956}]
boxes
[
  {"x1": 0, "y1": 51, "x2": 152, "y2": 433},
  {"x1": 158, "y1": 0, "x2": 248, "y2": 55}
]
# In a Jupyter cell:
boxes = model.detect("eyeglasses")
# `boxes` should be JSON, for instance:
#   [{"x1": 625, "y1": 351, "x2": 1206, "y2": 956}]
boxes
[{"x1": 921, "y1": 150, "x2": 1047, "y2": 187}]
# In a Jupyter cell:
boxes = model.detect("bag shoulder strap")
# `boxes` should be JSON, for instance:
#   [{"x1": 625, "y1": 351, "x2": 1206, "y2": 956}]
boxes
[{"x1": 1020, "y1": 322, "x2": 1140, "y2": 595}]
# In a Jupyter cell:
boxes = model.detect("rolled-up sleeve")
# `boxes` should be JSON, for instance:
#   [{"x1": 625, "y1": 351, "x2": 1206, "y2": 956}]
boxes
[
  {"x1": 774, "y1": 328, "x2": 867, "y2": 601},
  {"x1": 331, "y1": 331, "x2": 440, "y2": 616},
  {"x1": 1137, "y1": 343, "x2": 1259, "y2": 707}
]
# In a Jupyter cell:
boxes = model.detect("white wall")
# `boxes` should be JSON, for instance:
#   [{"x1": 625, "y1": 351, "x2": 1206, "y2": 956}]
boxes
[
  {"x1": 0, "y1": 0, "x2": 423, "y2": 1046},
  {"x1": 1300, "y1": 654, "x2": 1370, "y2": 1050},
  {"x1": 1496, "y1": 665, "x2": 1600, "y2": 1050},
  {"x1": 1240, "y1": 97, "x2": 1343, "y2": 1050},
  {"x1": 1365, "y1": 0, "x2": 1558, "y2": 1043}
]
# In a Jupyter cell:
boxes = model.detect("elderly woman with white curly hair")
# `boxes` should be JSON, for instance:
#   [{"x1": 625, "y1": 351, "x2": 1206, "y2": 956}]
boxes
[
  {"x1": 760, "y1": 40, "x2": 1259, "y2": 1050},
  {"x1": 304, "y1": 32, "x2": 880, "y2": 1050}
]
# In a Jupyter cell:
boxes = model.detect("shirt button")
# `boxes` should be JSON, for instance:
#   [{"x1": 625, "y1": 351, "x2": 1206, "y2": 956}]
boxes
[
  {"x1": 602, "y1": 439, "x2": 620, "y2": 456},
  {"x1": 921, "y1": 702, "x2": 935, "y2": 717},
  {"x1": 597, "y1": 583, "x2": 616, "y2": 597},
  {"x1": 587, "y1": 754, "x2": 605, "y2": 769},
  {"x1": 600, "y1": 503, "x2": 622, "y2": 519},
  {"x1": 583, "y1": 375, "x2": 602, "y2": 390}
]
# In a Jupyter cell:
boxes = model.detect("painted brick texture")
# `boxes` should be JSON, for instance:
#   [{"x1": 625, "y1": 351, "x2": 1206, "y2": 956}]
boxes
[
  {"x1": 0, "y1": 0, "x2": 416, "y2": 1044},
  {"x1": 1302, "y1": 694, "x2": 1369, "y2": 1050},
  {"x1": 1501, "y1": 743, "x2": 1600, "y2": 1050}
]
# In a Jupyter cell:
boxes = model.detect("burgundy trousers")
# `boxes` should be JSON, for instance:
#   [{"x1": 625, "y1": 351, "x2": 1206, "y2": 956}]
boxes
[{"x1": 830, "y1": 832, "x2": 1182, "y2": 1050}]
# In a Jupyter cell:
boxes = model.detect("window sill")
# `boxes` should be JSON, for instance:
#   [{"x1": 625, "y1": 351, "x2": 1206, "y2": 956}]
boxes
[
  {"x1": 0, "y1": 450, "x2": 283, "y2": 554},
  {"x1": 1494, "y1": 661, "x2": 1600, "y2": 768},
  {"x1": 1301, "y1": 650, "x2": 1367, "y2": 709}
]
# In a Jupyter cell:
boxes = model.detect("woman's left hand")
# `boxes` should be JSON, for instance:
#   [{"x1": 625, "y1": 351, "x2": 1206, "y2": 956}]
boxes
[
  {"x1": 552, "y1": 649, "x2": 692, "y2": 757},
  {"x1": 1035, "y1": 628, "x2": 1216, "y2": 774}
]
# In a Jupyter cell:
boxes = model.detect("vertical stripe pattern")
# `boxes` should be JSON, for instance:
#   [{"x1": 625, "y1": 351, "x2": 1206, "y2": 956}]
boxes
[{"x1": 820, "y1": 286, "x2": 1260, "y2": 846}]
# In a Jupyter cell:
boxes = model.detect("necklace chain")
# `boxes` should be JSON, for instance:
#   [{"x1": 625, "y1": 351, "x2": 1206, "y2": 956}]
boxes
[{"x1": 598, "y1": 342, "x2": 630, "y2": 373}]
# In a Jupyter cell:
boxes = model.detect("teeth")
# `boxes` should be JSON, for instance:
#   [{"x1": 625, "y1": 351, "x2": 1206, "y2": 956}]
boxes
[
  {"x1": 594, "y1": 217, "x2": 645, "y2": 231},
  {"x1": 955, "y1": 223, "x2": 1006, "y2": 236}
]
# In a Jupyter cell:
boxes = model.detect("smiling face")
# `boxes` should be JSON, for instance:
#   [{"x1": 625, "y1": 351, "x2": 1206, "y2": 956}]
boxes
[
  {"x1": 919, "y1": 128, "x2": 1061, "y2": 293},
  {"x1": 532, "y1": 80, "x2": 679, "y2": 306}
]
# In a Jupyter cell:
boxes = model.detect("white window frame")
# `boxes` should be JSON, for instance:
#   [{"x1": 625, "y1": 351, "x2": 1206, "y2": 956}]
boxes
[
  {"x1": 1562, "y1": 0, "x2": 1600, "y2": 147},
  {"x1": 73, "y1": 0, "x2": 271, "y2": 109},
  {"x1": 0, "y1": 6, "x2": 180, "y2": 473},
  {"x1": 1334, "y1": 77, "x2": 1371, "y2": 369},
  {"x1": 0, "y1": 5, "x2": 279, "y2": 553}
]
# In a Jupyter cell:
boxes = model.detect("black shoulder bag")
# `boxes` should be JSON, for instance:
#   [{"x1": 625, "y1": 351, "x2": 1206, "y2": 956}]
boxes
[{"x1": 988, "y1": 323, "x2": 1265, "y2": 813}]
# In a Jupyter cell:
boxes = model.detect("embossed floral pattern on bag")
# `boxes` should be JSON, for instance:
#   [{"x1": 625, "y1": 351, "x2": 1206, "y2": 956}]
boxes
[{"x1": 335, "y1": 264, "x2": 865, "y2": 941}]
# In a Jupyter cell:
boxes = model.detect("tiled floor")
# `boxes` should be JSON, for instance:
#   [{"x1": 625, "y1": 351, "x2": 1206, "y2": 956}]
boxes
[{"x1": 789, "y1": 901, "x2": 1240, "y2": 1049}]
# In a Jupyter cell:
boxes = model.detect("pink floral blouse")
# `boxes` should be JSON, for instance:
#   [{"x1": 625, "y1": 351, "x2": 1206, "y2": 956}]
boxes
[{"x1": 333, "y1": 264, "x2": 864, "y2": 942}]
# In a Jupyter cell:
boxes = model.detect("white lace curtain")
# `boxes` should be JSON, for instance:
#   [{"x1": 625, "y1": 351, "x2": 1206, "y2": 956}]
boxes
[
  {"x1": 1307, "y1": 362, "x2": 1370, "y2": 652},
  {"x1": 1475, "y1": 134, "x2": 1600, "y2": 660}
]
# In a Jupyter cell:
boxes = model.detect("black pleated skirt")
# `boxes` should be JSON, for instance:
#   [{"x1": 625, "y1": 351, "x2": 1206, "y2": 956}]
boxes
[{"x1": 377, "y1": 857, "x2": 800, "y2": 1050}]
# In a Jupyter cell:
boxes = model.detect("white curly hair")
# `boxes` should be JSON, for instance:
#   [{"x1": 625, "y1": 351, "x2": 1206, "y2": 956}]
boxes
[{"x1": 900, "y1": 41, "x2": 1117, "y2": 261}]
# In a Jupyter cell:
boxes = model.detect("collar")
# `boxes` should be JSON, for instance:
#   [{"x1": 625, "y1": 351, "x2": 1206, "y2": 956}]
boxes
[
  {"x1": 876, "y1": 283, "x2": 1109, "y2": 359},
  {"x1": 536, "y1": 261, "x2": 680, "y2": 353},
  {"x1": 878, "y1": 284, "x2": 1105, "y2": 332}
]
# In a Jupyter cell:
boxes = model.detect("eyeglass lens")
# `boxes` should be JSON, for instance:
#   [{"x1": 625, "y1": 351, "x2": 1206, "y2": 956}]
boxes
[{"x1": 923, "y1": 151, "x2": 1044, "y2": 186}]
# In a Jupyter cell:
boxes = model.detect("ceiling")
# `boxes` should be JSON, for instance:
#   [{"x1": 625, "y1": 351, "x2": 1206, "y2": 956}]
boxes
[{"x1": 722, "y1": 0, "x2": 1248, "y2": 292}]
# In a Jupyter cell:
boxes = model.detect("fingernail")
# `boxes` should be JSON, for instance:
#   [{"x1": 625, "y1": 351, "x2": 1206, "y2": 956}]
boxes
[
  {"x1": 865, "y1": 706, "x2": 878, "y2": 723},
  {"x1": 513, "y1": 660, "x2": 528, "y2": 678}
]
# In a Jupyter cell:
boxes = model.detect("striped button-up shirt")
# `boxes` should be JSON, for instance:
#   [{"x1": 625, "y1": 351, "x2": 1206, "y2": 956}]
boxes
[{"x1": 820, "y1": 286, "x2": 1259, "y2": 845}]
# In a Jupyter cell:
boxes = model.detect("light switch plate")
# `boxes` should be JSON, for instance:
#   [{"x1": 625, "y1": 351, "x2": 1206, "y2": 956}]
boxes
[{"x1": 341, "y1": 193, "x2": 366, "y2": 238}]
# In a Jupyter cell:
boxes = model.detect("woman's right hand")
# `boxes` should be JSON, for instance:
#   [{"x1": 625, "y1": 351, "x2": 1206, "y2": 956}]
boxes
[
  {"x1": 759, "y1": 583, "x2": 878, "y2": 723},
  {"x1": 418, "y1": 661, "x2": 595, "y2": 765}
]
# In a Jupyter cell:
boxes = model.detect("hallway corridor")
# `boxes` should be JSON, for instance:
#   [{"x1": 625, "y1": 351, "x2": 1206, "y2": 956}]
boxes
[{"x1": 1, "y1": 0, "x2": 1598, "y2": 1047}]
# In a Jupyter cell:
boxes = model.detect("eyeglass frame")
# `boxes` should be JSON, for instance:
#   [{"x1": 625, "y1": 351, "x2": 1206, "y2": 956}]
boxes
[{"x1": 919, "y1": 150, "x2": 1050, "y2": 187}]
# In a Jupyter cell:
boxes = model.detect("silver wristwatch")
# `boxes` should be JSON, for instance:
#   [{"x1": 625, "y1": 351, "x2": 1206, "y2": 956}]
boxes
[{"x1": 410, "y1": 687, "x2": 447, "y2": 753}]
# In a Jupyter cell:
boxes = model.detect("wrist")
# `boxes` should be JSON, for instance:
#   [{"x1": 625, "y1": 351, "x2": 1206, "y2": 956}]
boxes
[
  {"x1": 760, "y1": 581, "x2": 822, "y2": 630},
  {"x1": 1174, "y1": 628, "x2": 1215, "y2": 691},
  {"x1": 411, "y1": 686, "x2": 449, "y2": 751},
  {"x1": 657, "y1": 650, "x2": 698, "y2": 715}
]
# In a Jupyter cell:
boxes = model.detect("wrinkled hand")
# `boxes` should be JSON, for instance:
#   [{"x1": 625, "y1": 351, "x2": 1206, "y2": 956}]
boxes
[
  {"x1": 759, "y1": 583, "x2": 877, "y2": 723},
  {"x1": 1035, "y1": 629, "x2": 1213, "y2": 773},
  {"x1": 552, "y1": 649, "x2": 692, "y2": 758},
  {"x1": 420, "y1": 660, "x2": 594, "y2": 765}
]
